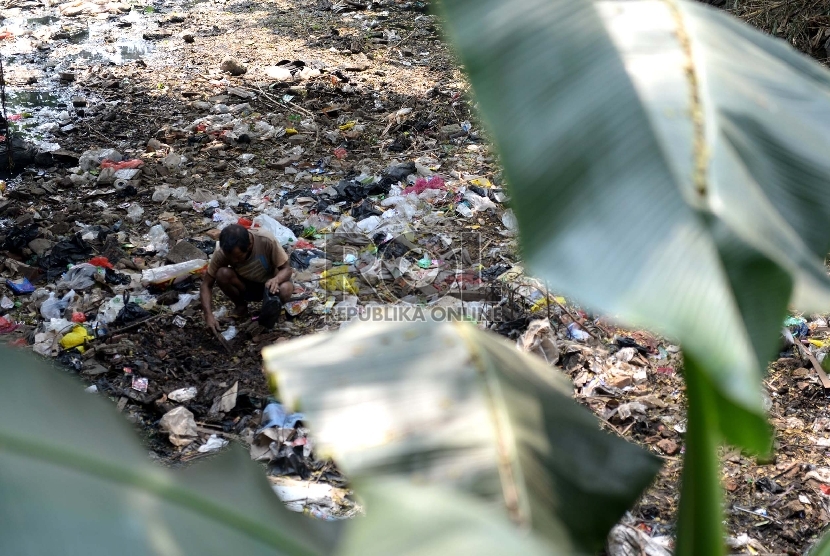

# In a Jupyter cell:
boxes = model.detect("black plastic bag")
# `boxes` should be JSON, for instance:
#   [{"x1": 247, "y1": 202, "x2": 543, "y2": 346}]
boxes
[
  {"x1": 104, "y1": 268, "x2": 131, "y2": 285},
  {"x1": 39, "y1": 233, "x2": 93, "y2": 281},
  {"x1": 289, "y1": 248, "x2": 326, "y2": 270},
  {"x1": 351, "y1": 200, "x2": 382, "y2": 219},
  {"x1": 113, "y1": 300, "x2": 151, "y2": 326},
  {"x1": 2, "y1": 223, "x2": 39, "y2": 253},
  {"x1": 615, "y1": 336, "x2": 649, "y2": 355},
  {"x1": 259, "y1": 290, "x2": 283, "y2": 329}
]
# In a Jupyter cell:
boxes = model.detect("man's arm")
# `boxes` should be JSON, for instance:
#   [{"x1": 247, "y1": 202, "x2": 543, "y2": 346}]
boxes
[
  {"x1": 265, "y1": 262, "x2": 293, "y2": 294},
  {"x1": 200, "y1": 273, "x2": 220, "y2": 332},
  {"x1": 264, "y1": 238, "x2": 292, "y2": 294}
]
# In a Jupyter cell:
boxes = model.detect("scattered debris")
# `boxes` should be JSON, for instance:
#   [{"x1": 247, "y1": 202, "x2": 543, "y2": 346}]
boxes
[{"x1": 0, "y1": 0, "x2": 823, "y2": 549}]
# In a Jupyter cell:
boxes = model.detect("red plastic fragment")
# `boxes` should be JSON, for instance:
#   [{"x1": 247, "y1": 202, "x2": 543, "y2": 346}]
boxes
[
  {"x1": 89, "y1": 256, "x2": 114, "y2": 269},
  {"x1": 100, "y1": 159, "x2": 144, "y2": 170}
]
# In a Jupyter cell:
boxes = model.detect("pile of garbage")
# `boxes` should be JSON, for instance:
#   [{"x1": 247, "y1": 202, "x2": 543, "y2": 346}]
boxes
[{"x1": 0, "y1": 134, "x2": 536, "y2": 348}]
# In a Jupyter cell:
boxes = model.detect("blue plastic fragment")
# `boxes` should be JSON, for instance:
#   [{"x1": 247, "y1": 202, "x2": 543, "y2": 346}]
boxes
[
  {"x1": 6, "y1": 277, "x2": 35, "y2": 294},
  {"x1": 258, "y1": 402, "x2": 305, "y2": 432}
]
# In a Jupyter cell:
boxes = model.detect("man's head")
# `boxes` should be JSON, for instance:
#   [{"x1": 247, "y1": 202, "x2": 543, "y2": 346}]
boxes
[{"x1": 219, "y1": 224, "x2": 253, "y2": 265}]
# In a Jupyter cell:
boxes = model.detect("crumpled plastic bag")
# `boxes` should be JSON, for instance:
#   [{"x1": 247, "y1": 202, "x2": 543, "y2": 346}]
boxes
[
  {"x1": 159, "y1": 407, "x2": 198, "y2": 447},
  {"x1": 33, "y1": 330, "x2": 58, "y2": 357},
  {"x1": 325, "y1": 217, "x2": 372, "y2": 250},
  {"x1": 152, "y1": 185, "x2": 190, "y2": 203},
  {"x1": 40, "y1": 290, "x2": 76, "y2": 320},
  {"x1": 59, "y1": 325, "x2": 94, "y2": 352},
  {"x1": 517, "y1": 319, "x2": 560, "y2": 364},
  {"x1": 144, "y1": 224, "x2": 169, "y2": 256},
  {"x1": 607, "y1": 524, "x2": 672, "y2": 556},
  {"x1": 0, "y1": 316, "x2": 19, "y2": 334},
  {"x1": 79, "y1": 148, "x2": 122, "y2": 171},
  {"x1": 198, "y1": 434, "x2": 229, "y2": 453},
  {"x1": 259, "y1": 402, "x2": 305, "y2": 431},
  {"x1": 169, "y1": 293, "x2": 196, "y2": 313},
  {"x1": 463, "y1": 190, "x2": 497, "y2": 212},
  {"x1": 380, "y1": 194, "x2": 421, "y2": 220},
  {"x1": 259, "y1": 290, "x2": 283, "y2": 329},
  {"x1": 212, "y1": 207, "x2": 239, "y2": 229},
  {"x1": 39, "y1": 234, "x2": 93, "y2": 281},
  {"x1": 284, "y1": 299, "x2": 309, "y2": 316},
  {"x1": 113, "y1": 301, "x2": 150, "y2": 326},
  {"x1": 2, "y1": 223, "x2": 39, "y2": 253},
  {"x1": 57, "y1": 263, "x2": 104, "y2": 290},
  {"x1": 402, "y1": 175, "x2": 445, "y2": 195},
  {"x1": 356, "y1": 215, "x2": 382, "y2": 233},
  {"x1": 252, "y1": 214, "x2": 297, "y2": 246}
]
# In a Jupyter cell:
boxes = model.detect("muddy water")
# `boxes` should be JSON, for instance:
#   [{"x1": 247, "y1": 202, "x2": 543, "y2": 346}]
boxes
[{"x1": 1, "y1": 5, "x2": 157, "y2": 149}]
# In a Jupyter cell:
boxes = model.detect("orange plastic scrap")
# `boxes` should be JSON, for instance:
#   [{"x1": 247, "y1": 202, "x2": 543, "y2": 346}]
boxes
[
  {"x1": 100, "y1": 159, "x2": 144, "y2": 170},
  {"x1": 0, "y1": 31, "x2": 14, "y2": 41}
]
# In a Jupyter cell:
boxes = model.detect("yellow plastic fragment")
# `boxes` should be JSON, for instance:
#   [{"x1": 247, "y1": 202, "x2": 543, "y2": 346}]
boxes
[
  {"x1": 529, "y1": 297, "x2": 566, "y2": 313},
  {"x1": 319, "y1": 266, "x2": 359, "y2": 294},
  {"x1": 469, "y1": 177, "x2": 492, "y2": 188},
  {"x1": 59, "y1": 326, "x2": 94, "y2": 352}
]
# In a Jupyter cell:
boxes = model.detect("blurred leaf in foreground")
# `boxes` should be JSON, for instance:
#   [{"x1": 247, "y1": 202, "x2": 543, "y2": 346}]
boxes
[{"x1": 263, "y1": 319, "x2": 661, "y2": 555}]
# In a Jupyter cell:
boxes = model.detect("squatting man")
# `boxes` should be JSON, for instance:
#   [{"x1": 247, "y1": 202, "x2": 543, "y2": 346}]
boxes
[{"x1": 200, "y1": 224, "x2": 293, "y2": 334}]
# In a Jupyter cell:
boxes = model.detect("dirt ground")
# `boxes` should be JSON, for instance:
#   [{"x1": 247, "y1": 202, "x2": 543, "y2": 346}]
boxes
[{"x1": 1, "y1": 0, "x2": 829, "y2": 553}]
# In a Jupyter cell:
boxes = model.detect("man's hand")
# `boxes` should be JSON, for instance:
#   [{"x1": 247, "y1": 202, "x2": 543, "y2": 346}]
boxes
[
  {"x1": 205, "y1": 313, "x2": 220, "y2": 334},
  {"x1": 265, "y1": 276, "x2": 281, "y2": 294},
  {"x1": 201, "y1": 273, "x2": 220, "y2": 335}
]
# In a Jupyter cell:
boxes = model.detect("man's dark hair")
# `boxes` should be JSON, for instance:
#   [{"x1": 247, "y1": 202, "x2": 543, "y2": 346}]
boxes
[{"x1": 219, "y1": 224, "x2": 251, "y2": 253}]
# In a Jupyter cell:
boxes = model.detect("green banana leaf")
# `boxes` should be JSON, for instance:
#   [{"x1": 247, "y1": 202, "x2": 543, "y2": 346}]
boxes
[
  {"x1": 439, "y1": 0, "x2": 830, "y2": 456},
  {"x1": 810, "y1": 526, "x2": 830, "y2": 555},
  {"x1": 339, "y1": 478, "x2": 558, "y2": 556},
  {"x1": 262, "y1": 320, "x2": 661, "y2": 555},
  {"x1": 438, "y1": 1, "x2": 830, "y2": 552},
  {"x1": 0, "y1": 346, "x2": 333, "y2": 556}
]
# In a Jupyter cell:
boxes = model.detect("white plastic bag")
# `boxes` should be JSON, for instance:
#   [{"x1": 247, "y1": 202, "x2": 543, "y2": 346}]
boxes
[
  {"x1": 212, "y1": 208, "x2": 239, "y2": 229},
  {"x1": 127, "y1": 204, "x2": 145, "y2": 223},
  {"x1": 252, "y1": 214, "x2": 297, "y2": 246},
  {"x1": 40, "y1": 290, "x2": 76, "y2": 320},
  {"x1": 169, "y1": 293, "x2": 196, "y2": 313},
  {"x1": 356, "y1": 215, "x2": 382, "y2": 233},
  {"x1": 501, "y1": 209, "x2": 518, "y2": 233},
  {"x1": 45, "y1": 317, "x2": 75, "y2": 334},
  {"x1": 463, "y1": 190, "x2": 497, "y2": 212},
  {"x1": 221, "y1": 326, "x2": 237, "y2": 341},
  {"x1": 145, "y1": 225, "x2": 169, "y2": 256}
]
